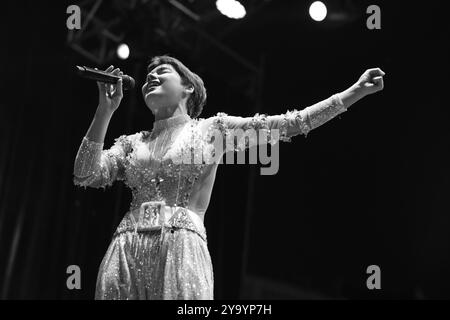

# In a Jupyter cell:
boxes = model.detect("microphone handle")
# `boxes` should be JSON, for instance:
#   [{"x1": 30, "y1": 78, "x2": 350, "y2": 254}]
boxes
[{"x1": 76, "y1": 66, "x2": 121, "y2": 84}]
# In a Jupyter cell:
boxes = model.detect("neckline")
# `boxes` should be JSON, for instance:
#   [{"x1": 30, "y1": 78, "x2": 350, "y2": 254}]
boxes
[{"x1": 152, "y1": 114, "x2": 191, "y2": 133}]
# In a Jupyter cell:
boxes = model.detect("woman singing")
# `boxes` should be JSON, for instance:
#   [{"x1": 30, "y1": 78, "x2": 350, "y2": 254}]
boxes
[{"x1": 73, "y1": 55, "x2": 385, "y2": 299}]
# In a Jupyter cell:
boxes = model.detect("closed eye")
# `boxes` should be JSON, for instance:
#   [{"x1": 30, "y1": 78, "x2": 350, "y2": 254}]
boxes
[
  {"x1": 146, "y1": 68, "x2": 170, "y2": 82},
  {"x1": 147, "y1": 67, "x2": 171, "y2": 76}
]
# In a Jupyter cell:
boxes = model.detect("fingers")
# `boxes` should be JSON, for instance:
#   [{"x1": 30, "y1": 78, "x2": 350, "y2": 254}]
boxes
[
  {"x1": 373, "y1": 76, "x2": 384, "y2": 90},
  {"x1": 107, "y1": 68, "x2": 121, "y2": 97},
  {"x1": 97, "y1": 65, "x2": 123, "y2": 97},
  {"x1": 109, "y1": 67, "x2": 123, "y2": 96},
  {"x1": 115, "y1": 71, "x2": 124, "y2": 97},
  {"x1": 367, "y1": 67, "x2": 386, "y2": 77},
  {"x1": 96, "y1": 66, "x2": 115, "y2": 92},
  {"x1": 94, "y1": 65, "x2": 126, "y2": 100},
  {"x1": 104, "y1": 65, "x2": 114, "y2": 72},
  {"x1": 111, "y1": 67, "x2": 120, "y2": 75},
  {"x1": 95, "y1": 68, "x2": 103, "y2": 91}
]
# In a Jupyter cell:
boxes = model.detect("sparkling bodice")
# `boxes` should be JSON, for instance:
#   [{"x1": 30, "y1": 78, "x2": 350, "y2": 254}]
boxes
[{"x1": 119, "y1": 115, "x2": 212, "y2": 213}]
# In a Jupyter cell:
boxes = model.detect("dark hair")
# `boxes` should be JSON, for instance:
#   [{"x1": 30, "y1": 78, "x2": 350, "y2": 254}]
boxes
[{"x1": 147, "y1": 55, "x2": 207, "y2": 118}]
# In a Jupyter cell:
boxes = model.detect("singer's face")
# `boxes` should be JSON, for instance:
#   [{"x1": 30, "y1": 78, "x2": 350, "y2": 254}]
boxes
[{"x1": 142, "y1": 64, "x2": 187, "y2": 111}]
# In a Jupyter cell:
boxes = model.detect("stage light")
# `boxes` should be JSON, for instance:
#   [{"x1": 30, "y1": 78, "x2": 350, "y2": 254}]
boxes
[
  {"x1": 117, "y1": 43, "x2": 130, "y2": 60},
  {"x1": 309, "y1": 1, "x2": 327, "y2": 22},
  {"x1": 216, "y1": 0, "x2": 246, "y2": 19}
]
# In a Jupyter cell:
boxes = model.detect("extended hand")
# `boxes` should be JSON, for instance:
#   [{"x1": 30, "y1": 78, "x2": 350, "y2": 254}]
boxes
[{"x1": 355, "y1": 68, "x2": 385, "y2": 96}]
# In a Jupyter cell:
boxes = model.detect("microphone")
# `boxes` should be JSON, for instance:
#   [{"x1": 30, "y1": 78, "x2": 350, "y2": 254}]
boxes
[{"x1": 75, "y1": 66, "x2": 135, "y2": 90}]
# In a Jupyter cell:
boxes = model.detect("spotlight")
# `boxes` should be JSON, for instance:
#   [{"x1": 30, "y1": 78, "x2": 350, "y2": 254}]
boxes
[
  {"x1": 309, "y1": 1, "x2": 327, "y2": 22},
  {"x1": 117, "y1": 43, "x2": 130, "y2": 60},
  {"x1": 216, "y1": 0, "x2": 246, "y2": 19}
]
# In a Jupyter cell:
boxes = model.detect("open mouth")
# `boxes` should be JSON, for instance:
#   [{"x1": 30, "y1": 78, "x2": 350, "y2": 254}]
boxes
[{"x1": 147, "y1": 81, "x2": 161, "y2": 92}]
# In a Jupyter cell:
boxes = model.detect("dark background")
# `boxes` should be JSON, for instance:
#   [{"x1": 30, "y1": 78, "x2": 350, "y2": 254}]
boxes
[{"x1": 0, "y1": 0, "x2": 449, "y2": 299}]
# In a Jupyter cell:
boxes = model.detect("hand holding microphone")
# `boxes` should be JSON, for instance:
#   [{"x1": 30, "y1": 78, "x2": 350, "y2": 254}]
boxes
[
  {"x1": 75, "y1": 64, "x2": 136, "y2": 114},
  {"x1": 94, "y1": 65, "x2": 124, "y2": 114},
  {"x1": 97, "y1": 66, "x2": 123, "y2": 114},
  {"x1": 76, "y1": 65, "x2": 135, "y2": 90}
]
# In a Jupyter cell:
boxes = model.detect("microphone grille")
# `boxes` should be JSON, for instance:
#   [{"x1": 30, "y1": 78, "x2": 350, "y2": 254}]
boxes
[{"x1": 123, "y1": 75, "x2": 135, "y2": 90}]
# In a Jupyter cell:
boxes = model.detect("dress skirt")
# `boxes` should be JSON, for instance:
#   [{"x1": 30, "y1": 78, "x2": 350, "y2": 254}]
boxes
[{"x1": 94, "y1": 205, "x2": 214, "y2": 300}]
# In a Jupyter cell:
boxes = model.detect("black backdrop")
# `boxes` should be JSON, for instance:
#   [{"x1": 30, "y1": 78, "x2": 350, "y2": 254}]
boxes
[{"x1": 0, "y1": 0, "x2": 449, "y2": 299}]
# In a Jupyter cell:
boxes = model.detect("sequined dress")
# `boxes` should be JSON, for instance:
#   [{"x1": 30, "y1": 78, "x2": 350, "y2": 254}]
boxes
[{"x1": 73, "y1": 94, "x2": 347, "y2": 300}]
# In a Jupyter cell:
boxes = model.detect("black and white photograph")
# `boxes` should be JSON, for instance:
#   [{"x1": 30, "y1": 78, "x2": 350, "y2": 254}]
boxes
[{"x1": 0, "y1": 0, "x2": 449, "y2": 304}]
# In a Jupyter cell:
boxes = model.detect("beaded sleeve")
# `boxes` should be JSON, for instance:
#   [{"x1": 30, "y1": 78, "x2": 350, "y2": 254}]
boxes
[
  {"x1": 204, "y1": 93, "x2": 347, "y2": 152},
  {"x1": 73, "y1": 135, "x2": 131, "y2": 189}
]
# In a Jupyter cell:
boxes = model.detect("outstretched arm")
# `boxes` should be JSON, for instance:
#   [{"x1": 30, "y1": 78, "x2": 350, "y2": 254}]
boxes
[
  {"x1": 302, "y1": 67, "x2": 385, "y2": 135},
  {"x1": 201, "y1": 67, "x2": 385, "y2": 152}
]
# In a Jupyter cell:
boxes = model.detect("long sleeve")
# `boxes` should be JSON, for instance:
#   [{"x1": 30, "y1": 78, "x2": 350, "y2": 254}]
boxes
[
  {"x1": 73, "y1": 134, "x2": 132, "y2": 189},
  {"x1": 203, "y1": 93, "x2": 347, "y2": 153}
]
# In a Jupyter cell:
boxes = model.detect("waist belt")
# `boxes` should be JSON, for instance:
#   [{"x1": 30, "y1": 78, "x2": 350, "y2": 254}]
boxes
[{"x1": 114, "y1": 201, "x2": 207, "y2": 242}]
